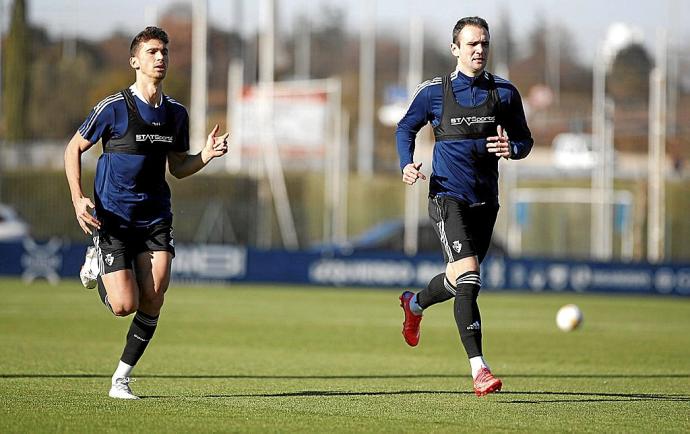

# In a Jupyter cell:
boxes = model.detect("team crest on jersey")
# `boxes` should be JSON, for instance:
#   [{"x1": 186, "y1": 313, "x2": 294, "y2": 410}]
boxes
[
  {"x1": 452, "y1": 240, "x2": 462, "y2": 253},
  {"x1": 104, "y1": 253, "x2": 114, "y2": 266}
]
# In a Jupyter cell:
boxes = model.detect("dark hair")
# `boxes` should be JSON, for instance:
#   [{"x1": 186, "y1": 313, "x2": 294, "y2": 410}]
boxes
[
  {"x1": 452, "y1": 17, "x2": 489, "y2": 44},
  {"x1": 130, "y1": 26, "x2": 169, "y2": 56}
]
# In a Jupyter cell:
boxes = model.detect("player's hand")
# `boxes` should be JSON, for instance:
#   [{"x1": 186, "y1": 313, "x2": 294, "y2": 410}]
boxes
[
  {"x1": 201, "y1": 124, "x2": 230, "y2": 164},
  {"x1": 402, "y1": 162, "x2": 427, "y2": 185},
  {"x1": 72, "y1": 196, "x2": 100, "y2": 235},
  {"x1": 486, "y1": 124, "x2": 511, "y2": 159}
]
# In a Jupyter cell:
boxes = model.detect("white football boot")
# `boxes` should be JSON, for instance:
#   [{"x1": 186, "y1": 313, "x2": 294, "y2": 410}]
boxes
[
  {"x1": 109, "y1": 377, "x2": 140, "y2": 400},
  {"x1": 79, "y1": 246, "x2": 100, "y2": 289}
]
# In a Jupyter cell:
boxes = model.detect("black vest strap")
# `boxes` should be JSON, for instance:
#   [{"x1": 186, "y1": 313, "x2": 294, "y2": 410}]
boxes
[
  {"x1": 103, "y1": 89, "x2": 177, "y2": 155},
  {"x1": 433, "y1": 73, "x2": 501, "y2": 141}
]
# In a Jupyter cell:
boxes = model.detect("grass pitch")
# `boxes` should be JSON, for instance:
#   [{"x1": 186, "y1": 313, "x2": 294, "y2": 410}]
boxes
[{"x1": 1, "y1": 277, "x2": 689, "y2": 433}]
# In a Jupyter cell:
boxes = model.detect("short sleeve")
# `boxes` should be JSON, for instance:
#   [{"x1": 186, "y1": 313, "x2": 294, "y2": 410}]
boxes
[
  {"x1": 78, "y1": 94, "x2": 119, "y2": 144},
  {"x1": 173, "y1": 108, "x2": 190, "y2": 153}
]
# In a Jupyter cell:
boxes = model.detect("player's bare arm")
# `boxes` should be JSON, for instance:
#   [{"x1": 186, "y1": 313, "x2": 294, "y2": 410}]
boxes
[
  {"x1": 401, "y1": 162, "x2": 427, "y2": 185},
  {"x1": 167, "y1": 124, "x2": 229, "y2": 179},
  {"x1": 64, "y1": 131, "x2": 101, "y2": 234}
]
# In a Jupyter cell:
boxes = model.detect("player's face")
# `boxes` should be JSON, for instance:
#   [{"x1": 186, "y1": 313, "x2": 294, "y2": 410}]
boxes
[
  {"x1": 131, "y1": 39, "x2": 169, "y2": 81},
  {"x1": 452, "y1": 25, "x2": 490, "y2": 77}
]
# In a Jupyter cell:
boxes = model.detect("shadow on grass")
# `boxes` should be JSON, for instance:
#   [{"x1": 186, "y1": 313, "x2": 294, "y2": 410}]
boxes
[{"x1": 3, "y1": 373, "x2": 687, "y2": 403}]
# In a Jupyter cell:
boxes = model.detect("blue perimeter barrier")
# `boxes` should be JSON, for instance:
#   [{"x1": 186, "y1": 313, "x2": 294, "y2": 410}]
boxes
[{"x1": 1, "y1": 240, "x2": 689, "y2": 296}]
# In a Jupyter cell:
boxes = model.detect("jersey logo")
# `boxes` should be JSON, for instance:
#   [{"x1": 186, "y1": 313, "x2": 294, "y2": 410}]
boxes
[
  {"x1": 466, "y1": 321, "x2": 481, "y2": 330},
  {"x1": 452, "y1": 240, "x2": 462, "y2": 253},
  {"x1": 450, "y1": 115, "x2": 495, "y2": 126},
  {"x1": 136, "y1": 134, "x2": 174, "y2": 144}
]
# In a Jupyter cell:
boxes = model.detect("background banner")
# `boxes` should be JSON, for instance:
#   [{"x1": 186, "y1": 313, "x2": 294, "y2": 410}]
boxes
[{"x1": 1, "y1": 240, "x2": 688, "y2": 296}]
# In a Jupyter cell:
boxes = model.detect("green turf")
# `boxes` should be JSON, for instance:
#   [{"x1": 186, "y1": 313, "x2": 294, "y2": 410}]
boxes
[{"x1": 1, "y1": 277, "x2": 689, "y2": 433}]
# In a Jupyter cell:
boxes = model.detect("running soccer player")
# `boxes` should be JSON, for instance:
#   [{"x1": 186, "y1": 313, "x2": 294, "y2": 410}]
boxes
[
  {"x1": 64, "y1": 26, "x2": 229, "y2": 399},
  {"x1": 396, "y1": 16, "x2": 533, "y2": 397}
]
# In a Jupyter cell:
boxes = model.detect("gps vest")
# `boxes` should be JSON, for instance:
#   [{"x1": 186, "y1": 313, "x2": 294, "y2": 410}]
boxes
[
  {"x1": 433, "y1": 73, "x2": 501, "y2": 142},
  {"x1": 96, "y1": 89, "x2": 180, "y2": 226},
  {"x1": 105, "y1": 89, "x2": 178, "y2": 155}
]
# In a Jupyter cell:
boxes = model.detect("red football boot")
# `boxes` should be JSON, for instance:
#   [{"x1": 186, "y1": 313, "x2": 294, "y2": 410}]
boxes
[
  {"x1": 473, "y1": 367, "x2": 502, "y2": 397},
  {"x1": 399, "y1": 291, "x2": 422, "y2": 346}
]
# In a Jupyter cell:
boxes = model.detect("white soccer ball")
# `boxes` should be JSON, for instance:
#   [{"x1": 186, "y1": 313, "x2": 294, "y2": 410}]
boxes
[{"x1": 556, "y1": 304, "x2": 583, "y2": 332}]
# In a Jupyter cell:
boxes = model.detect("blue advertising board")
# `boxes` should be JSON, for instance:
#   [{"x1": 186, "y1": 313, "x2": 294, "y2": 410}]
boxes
[{"x1": 1, "y1": 239, "x2": 689, "y2": 296}]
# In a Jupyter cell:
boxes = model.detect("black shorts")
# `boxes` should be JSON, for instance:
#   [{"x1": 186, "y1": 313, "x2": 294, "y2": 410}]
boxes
[
  {"x1": 94, "y1": 217, "x2": 175, "y2": 274},
  {"x1": 428, "y1": 195, "x2": 498, "y2": 264}
]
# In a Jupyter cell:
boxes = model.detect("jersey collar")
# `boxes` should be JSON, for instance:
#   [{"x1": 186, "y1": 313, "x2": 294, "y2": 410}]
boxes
[
  {"x1": 129, "y1": 84, "x2": 164, "y2": 108},
  {"x1": 454, "y1": 69, "x2": 488, "y2": 86}
]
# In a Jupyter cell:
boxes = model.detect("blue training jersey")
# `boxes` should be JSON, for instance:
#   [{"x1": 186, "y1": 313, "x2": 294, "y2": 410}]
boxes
[
  {"x1": 78, "y1": 85, "x2": 190, "y2": 227},
  {"x1": 396, "y1": 70, "x2": 533, "y2": 206}
]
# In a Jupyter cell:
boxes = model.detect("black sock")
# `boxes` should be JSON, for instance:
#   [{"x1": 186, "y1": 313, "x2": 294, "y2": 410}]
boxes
[
  {"x1": 96, "y1": 276, "x2": 113, "y2": 313},
  {"x1": 120, "y1": 311, "x2": 159, "y2": 366},
  {"x1": 416, "y1": 273, "x2": 455, "y2": 309},
  {"x1": 454, "y1": 271, "x2": 483, "y2": 358}
]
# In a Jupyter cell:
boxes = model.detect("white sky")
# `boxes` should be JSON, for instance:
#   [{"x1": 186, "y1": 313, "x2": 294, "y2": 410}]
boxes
[{"x1": 4, "y1": 0, "x2": 688, "y2": 65}]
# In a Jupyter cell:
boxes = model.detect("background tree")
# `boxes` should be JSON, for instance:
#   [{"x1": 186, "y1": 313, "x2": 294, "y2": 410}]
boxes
[
  {"x1": 2, "y1": 0, "x2": 30, "y2": 142},
  {"x1": 607, "y1": 43, "x2": 653, "y2": 104}
]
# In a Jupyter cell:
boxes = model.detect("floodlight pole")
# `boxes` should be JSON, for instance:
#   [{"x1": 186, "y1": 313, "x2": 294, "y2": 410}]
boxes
[
  {"x1": 190, "y1": 0, "x2": 208, "y2": 153},
  {"x1": 144, "y1": 5, "x2": 158, "y2": 26},
  {"x1": 226, "y1": 1, "x2": 245, "y2": 173},
  {"x1": 666, "y1": 46, "x2": 678, "y2": 138},
  {"x1": 504, "y1": 162, "x2": 521, "y2": 255},
  {"x1": 647, "y1": 30, "x2": 667, "y2": 263},
  {"x1": 546, "y1": 22, "x2": 560, "y2": 106},
  {"x1": 666, "y1": 0, "x2": 680, "y2": 137},
  {"x1": 256, "y1": 0, "x2": 275, "y2": 249},
  {"x1": 590, "y1": 49, "x2": 604, "y2": 260},
  {"x1": 493, "y1": 17, "x2": 510, "y2": 80},
  {"x1": 336, "y1": 109, "x2": 350, "y2": 244},
  {"x1": 294, "y1": 14, "x2": 311, "y2": 79},
  {"x1": 357, "y1": 0, "x2": 376, "y2": 177},
  {"x1": 0, "y1": 0, "x2": 4, "y2": 122},
  {"x1": 226, "y1": 60, "x2": 244, "y2": 173},
  {"x1": 590, "y1": 46, "x2": 614, "y2": 261},
  {"x1": 323, "y1": 78, "x2": 347, "y2": 245},
  {"x1": 259, "y1": 0, "x2": 299, "y2": 250},
  {"x1": 403, "y1": 16, "x2": 424, "y2": 257},
  {"x1": 62, "y1": 0, "x2": 77, "y2": 60}
]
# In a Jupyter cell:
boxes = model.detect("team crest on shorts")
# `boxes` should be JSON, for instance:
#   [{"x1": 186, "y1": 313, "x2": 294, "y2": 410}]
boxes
[
  {"x1": 452, "y1": 240, "x2": 462, "y2": 253},
  {"x1": 104, "y1": 253, "x2": 114, "y2": 266}
]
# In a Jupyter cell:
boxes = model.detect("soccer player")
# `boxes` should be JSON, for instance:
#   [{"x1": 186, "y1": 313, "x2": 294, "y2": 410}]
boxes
[
  {"x1": 64, "y1": 26, "x2": 229, "y2": 399},
  {"x1": 395, "y1": 16, "x2": 532, "y2": 397}
]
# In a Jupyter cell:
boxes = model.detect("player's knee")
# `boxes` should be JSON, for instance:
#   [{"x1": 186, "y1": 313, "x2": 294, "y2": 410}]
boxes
[
  {"x1": 110, "y1": 301, "x2": 138, "y2": 317},
  {"x1": 445, "y1": 265, "x2": 459, "y2": 284},
  {"x1": 445, "y1": 263, "x2": 478, "y2": 285}
]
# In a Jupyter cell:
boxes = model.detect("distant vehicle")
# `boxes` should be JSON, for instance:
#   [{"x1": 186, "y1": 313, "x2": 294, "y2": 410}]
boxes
[
  {"x1": 311, "y1": 218, "x2": 506, "y2": 257},
  {"x1": 552, "y1": 133, "x2": 596, "y2": 170},
  {"x1": 0, "y1": 204, "x2": 29, "y2": 241}
]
